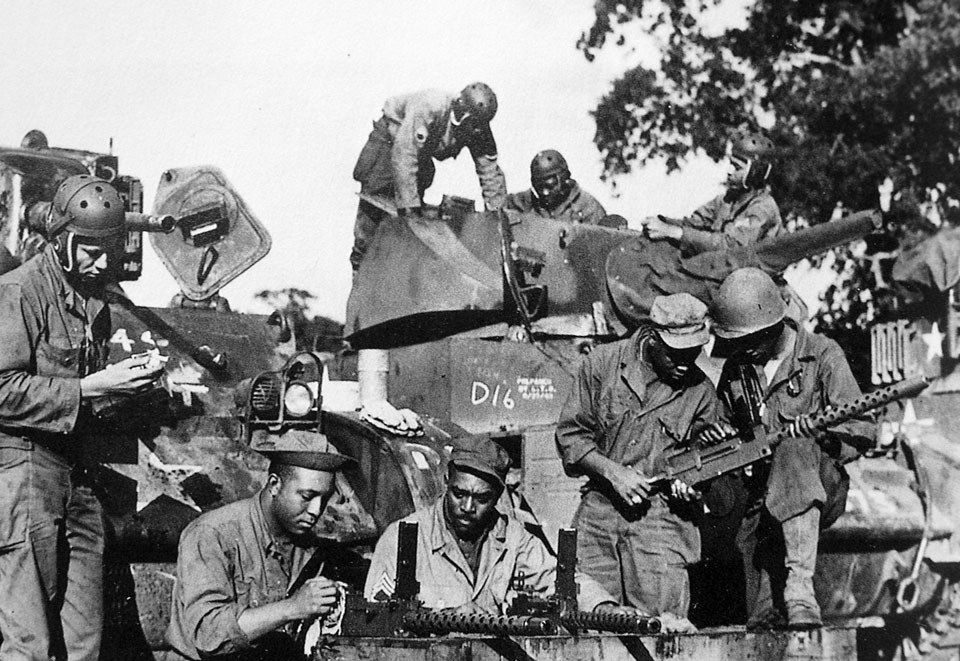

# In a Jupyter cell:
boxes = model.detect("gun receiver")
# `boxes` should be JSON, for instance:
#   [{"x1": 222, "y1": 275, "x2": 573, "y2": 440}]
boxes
[
  {"x1": 507, "y1": 528, "x2": 662, "y2": 634},
  {"x1": 655, "y1": 375, "x2": 930, "y2": 487},
  {"x1": 340, "y1": 521, "x2": 557, "y2": 637}
]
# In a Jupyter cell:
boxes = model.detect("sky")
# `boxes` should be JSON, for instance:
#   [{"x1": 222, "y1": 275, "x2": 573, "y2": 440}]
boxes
[{"x1": 0, "y1": 1, "x2": 752, "y2": 322}]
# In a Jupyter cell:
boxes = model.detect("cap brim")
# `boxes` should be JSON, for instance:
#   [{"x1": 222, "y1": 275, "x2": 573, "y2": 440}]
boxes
[
  {"x1": 449, "y1": 458, "x2": 505, "y2": 488},
  {"x1": 258, "y1": 450, "x2": 357, "y2": 472},
  {"x1": 658, "y1": 327, "x2": 710, "y2": 349}
]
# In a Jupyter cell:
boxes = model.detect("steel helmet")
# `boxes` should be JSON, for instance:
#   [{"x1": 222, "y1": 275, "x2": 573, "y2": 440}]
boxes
[
  {"x1": 530, "y1": 149, "x2": 570, "y2": 184},
  {"x1": 711, "y1": 267, "x2": 786, "y2": 339},
  {"x1": 48, "y1": 174, "x2": 126, "y2": 239},
  {"x1": 458, "y1": 82, "x2": 498, "y2": 124}
]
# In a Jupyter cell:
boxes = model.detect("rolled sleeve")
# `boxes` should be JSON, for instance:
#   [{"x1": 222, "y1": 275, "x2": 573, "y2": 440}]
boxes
[
  {"x1": 0, "y1": 283, "x2": 81, "y2": 435},
  {"x1": 167, "y1": 525, "x2": 251, "y2": 659},
  {"x1": 555, "y1": 357, "x2": 602, "y2": 476}
]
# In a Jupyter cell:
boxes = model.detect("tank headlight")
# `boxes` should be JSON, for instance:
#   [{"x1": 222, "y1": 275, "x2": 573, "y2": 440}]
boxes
[
  {"x1": 250, "y1": 374, "x2": 281, "y2": 414},
  {"x1": 283, "y1": 382, "x2": 314, "y2": 418}
]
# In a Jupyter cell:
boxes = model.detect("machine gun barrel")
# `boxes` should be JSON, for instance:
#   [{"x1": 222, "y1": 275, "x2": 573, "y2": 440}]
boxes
[
  {"x1": 658, "y1": 375, "x2": 929, "y2": 487},
  {"x1": 561, "y1": 611, "x2": 661, "y2": 634},
  {"x1": 401, "y1": 610, "x2": 557, "y2": 636}
]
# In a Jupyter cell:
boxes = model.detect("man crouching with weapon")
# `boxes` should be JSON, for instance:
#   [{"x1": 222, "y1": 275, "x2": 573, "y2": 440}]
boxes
[
  {"x1": 700, "y1": 268, "x2": 880, "y2": 630},
  {"x1": 359, "y1": 435, "x2": 645, "y2": 634}
]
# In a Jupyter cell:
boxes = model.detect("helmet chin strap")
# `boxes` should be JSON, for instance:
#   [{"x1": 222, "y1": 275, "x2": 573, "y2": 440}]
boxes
[{"x1": 57, "y1": 231, "x2": 76, "y2": 273}]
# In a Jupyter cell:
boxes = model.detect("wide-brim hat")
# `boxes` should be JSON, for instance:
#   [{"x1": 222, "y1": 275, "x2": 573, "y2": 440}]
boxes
[{"x1": 251, "y1": 428, "x2": 357, "y2": 472}]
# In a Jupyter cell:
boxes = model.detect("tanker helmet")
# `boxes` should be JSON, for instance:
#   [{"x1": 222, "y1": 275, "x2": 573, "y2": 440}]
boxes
[
  {"x1": 456, "y1": 82, "x2": 498, "y2": 125},
  {"x1": 21, "y1": 130, "x2": 49, "y2": 150},
  {"x1": 712, "y1": 267, "x2": 786, "y2": 339},
  {"x1": 530, "y1": 149, "x2": 570, "y2": 185},
  {"x1": 730, "y1": 129, "x2": 775, "y2": 189},
  {"x1": 48, "y1": 174, "x2": 126, "y2": 239}
]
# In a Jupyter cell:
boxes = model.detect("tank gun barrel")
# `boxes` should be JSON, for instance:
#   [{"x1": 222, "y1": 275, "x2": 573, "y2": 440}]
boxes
[
  {"x1": 125, "y1": 212, "x2": 176, "y2": 234},
  {"x1": 753, "y1": 209, "x2": 883, "y2": 272},
  {"x1": 682, "y1": 209, "x2": 883, "y2": 280}
]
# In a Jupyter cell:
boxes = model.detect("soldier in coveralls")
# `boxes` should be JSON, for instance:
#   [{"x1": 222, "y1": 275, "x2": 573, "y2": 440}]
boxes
[
  {"x1": 640, "y1": 130, "x2": 783, "y2": 255},
  {"x1": 506, "y1": 149, "x2": 607, "y2": 225},
  {"x1": 350, "y1": 82, "x2": 508, "y2": 269},
  {"x1": 0, "y1": 175, "x2": 164, "y2": 660},
  {"x1": 705, "y1": 267, "x2": 875, "y2": 629},
  {"x1": 555, "y1": 293, "x2": 721, "y2": 622}
]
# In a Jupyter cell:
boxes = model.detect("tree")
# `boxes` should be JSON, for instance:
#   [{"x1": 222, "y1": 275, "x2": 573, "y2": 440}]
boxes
[
  {"x1": 254, "y1": 288, "x2": 345, "y2": 354},
  {"x1": 579, "y1": 0, "x2": 960, "y2": 344}
]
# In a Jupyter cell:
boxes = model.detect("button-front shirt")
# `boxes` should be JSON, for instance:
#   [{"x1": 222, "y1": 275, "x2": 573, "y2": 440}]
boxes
[
  {"x1": 166, "y1": 494, "x2": 318, "y2": 660},
  {"x1": 555, "y1": 330, "x2": 721, "y2": 480},
  {"x1": 0, "y1": 245, "x2": 109, "y2": 451},
  {"x1": 364, "y1": 499, "x2": 615, "y2": 613}
]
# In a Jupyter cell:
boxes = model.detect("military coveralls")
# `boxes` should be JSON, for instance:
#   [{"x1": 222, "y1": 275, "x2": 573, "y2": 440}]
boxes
[
  {"x1": 167, "y1": 494, "x2": 323, "y2": 660},
  {"x1": 364, "y1": 499, "x2": 615, "y2": 613},
  {"x1": 351, "y1": 89, "x2": 508, "y2": 268},
  {"x1": 555, "y1": 330, "x2": 721, "y2": 617},
  {"x1": 505, "y1": 181, "x2": 607, "y2": 225},
  {"x1": 678, "y1": 188, "x2": 783, "y2": 256},
  {"x1": 720, "y1": 326, "x2": 874, "y2": 622},
  {"x1": 0, "y1": 245, "x2": 111, "y2": 661}
]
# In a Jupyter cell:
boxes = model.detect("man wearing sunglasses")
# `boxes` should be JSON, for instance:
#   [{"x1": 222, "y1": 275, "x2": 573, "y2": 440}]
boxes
[
  {"x1": 639, "y1": 129, "x2": 783, "y2": 256},
  {"x1": 555, "y1": 293, "x2": 721, "y2": 623},
  {"x1": 350, "y1": 82, "x2": 508, "y2": 270}
]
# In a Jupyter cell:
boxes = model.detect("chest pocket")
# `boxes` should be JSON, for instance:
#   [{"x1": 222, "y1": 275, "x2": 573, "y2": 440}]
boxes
[{"x1": 36, "y1": 337, "x2": 81, "y2": 378}]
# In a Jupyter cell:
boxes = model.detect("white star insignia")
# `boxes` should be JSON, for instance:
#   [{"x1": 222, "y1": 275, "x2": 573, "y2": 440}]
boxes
[{"x1": 921, "y1": 322, "x2": 944, "y2": 362}]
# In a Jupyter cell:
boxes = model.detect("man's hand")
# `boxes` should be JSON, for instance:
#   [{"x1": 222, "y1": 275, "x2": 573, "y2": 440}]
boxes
[
  {"x1": 669, "y1": 479, "x2": 698, "y2": 503},
  {"x1": 640, "y1": 215, "x2": 683, "y2": 241},
  {"x1": 79, "y1": 355, "x2": 164, "y2": 399},
  {"x1": 786, "y1": 414, "x2": 818, "y2": 438},
  {"x1": 287, "y1": 577, "x2": 341, "y2": 620},
  {"x1": 606, "y1": 464, "x2": 651, "y2": 506},
  {"x1": 697, "y1": 421, "x2": 739, "y2": 446},
  {"x1": 592, "y1": 602, "x2": 648, "y2": 617}
]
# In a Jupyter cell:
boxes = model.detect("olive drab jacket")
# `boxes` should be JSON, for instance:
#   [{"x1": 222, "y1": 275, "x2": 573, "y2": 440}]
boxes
[
  {"x1": 506, "y1": 181, "x2": 607, "y2": 225},
  {"x1": 364, "y1": 499, "x2": 615, "y2": 613},
  {"x1": 719, "y1": 327, "x2": 876, "y2": 523},
  {"x1": 0, "y1": 245, "x2": 109, "y2": 454},
  {"x1": 678, "y1": 187, "x2": 783, "y2": 256},
  {"x1": 357, "y1": 89, "x2": 507, "y2": 212}
]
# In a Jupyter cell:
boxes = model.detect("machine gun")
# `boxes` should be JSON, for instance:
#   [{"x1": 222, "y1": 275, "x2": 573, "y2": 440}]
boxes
[
  {"x1": 652, "y1": 375, "x2": 930, "y2": 488},
  {"x1": 339, "y1": 521, "x2": 557, "y2": 637},
  {"x1": 507, "y1": 528, "x2": 662, "y2": 634}
]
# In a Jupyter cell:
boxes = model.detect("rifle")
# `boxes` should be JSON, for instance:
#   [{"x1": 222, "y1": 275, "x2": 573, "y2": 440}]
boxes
[
  {"x1": 507, "y1": 528, "x2": 661, "y2": 634},
  {"x1": 652, "y1": 375, "x2": 929, "y2": 488},
  {"x1": 339, "y1": 521, "x2": 556, "y2": 637}
]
